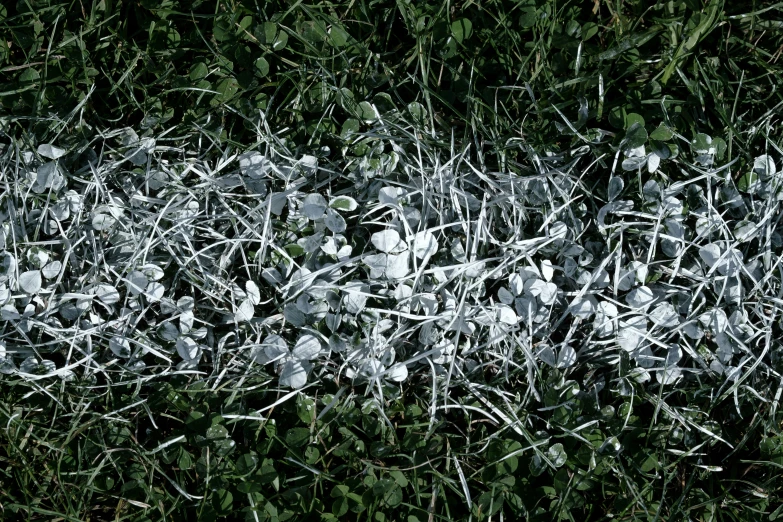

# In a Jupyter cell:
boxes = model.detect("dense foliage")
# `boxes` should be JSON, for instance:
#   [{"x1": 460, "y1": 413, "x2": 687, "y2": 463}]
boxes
[{"x1": 1, "y1": 0, "x2": 783, "y2": 521}]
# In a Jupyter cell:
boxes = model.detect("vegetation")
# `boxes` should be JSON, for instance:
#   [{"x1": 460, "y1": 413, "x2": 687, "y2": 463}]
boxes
[{"x1": 1, "y1": 0, "x2": 783, "y2": 520}]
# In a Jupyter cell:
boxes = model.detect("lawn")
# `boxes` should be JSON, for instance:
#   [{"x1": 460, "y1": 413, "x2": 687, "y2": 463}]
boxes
[{"x1": 1, "y1": 0, "x2": 783, "y2": 520}]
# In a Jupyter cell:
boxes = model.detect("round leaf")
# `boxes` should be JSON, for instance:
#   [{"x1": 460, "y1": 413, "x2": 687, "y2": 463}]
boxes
[
  {"x1": 624, "y1": 122, "x2": 648, "y2": 149},
  {"x1": 280, "y1": 359, "x2": 307, "y2": 389},
  {"x1": 95, "y1": 284, "x2": 120, "y2": 305},
  {"x1": 246, "y1": 280, "x2": 261, "y2": 305},
  {"x1": 41, "y1": 261, "x2": 62, "y2": 280},
  {"x1": 140, "y1": 263, "x2": 164, "y2": 281},
  {"x1": 292, "y1": 334, "x2": 322, "y2": 360},
  {"x1": 18, "y1": 270, "x2": 42, "y2": 294},
  {"x1": 109, "y1": 336, "x2": 131, "y2": 358},
  {"x1": 497, "y1": 304, "x2": 517, "y2": 324},
  {"x1": 412, "y1": 230, "x2": 438, "y2": 259},
  {"x1": 548, "y1": 443, "x2": 567, "y2": 468},
  {"x1": 608, "y1": 176, "x2": 624, "y2": 201},
  {"x1": 145, "y1": 282, "x2": 165, "y2": 302},
  {"x1": 626, "y1": 285, "x2": 655, "y2": 310},
  {"x1": 37, "y1": 143, "x2": 66, "y2": 160},
  {"x1": 126, "y1": 271, "x2": 148, "y2": 296},
  {"x1": 234, "y1": 298, "x2": 254, "y2": 322},
  {"x1": 649, "y1": 124, "x2": 673, "y2": 141},
  {"x1": 92, "y1": 213, "x2": 116, "y2": 231},
  {"x1": 302, "y1": 193, "x2": 327, "y2": 220},
  {"x1": 329, "y1": 195, "x2": 358, "y2": 211},
  {"x1": 556, "y1": 345, "x2": 577, "y2": 368},
  {"x1": 324, "y1": 208, "x2": 347, "y2": 233},
  {"x1": 254, "y1": 57, "x2": 269, "y2": 77},
  {"x1": 451, "y1": 18, "x2": 473, "y2": 43},
  {"x1": 176, "y1": 337, "x2": 200, "y2": 362},
  {"x1": 371, "y1": 229, "x2": 405, "y2": 253}
]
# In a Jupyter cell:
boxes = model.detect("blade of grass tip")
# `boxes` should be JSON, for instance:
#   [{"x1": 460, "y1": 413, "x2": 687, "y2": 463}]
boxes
[{"x1": 452, "y1": 455, "x2": 471, "y2": 510}]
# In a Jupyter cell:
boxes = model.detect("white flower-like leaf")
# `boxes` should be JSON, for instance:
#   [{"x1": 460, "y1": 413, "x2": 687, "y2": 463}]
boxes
[
  {"x1": 49, "y1": 199, "x2": 71, "y2": 221},
  {"x1": 386, "y1": 363, "x2": 408, "y2": 382},
  {"x1": 279, "y1": 359, "x2": 308, "y2": 389},
  {"x1": 145, "y1": 282, "x2": 165, "y2": 302},
  {"x1": 541, "y1": 260, "x2": 554, "y2": 281},
  {"x1": 42, "y1": 261, "x2": 62, "y2": 279},
  {"x1": 0, "y1": 253, "x2": 17, "y2": 284},
  {"x1": 622, "y1": 156, "x2": 648, "y2": 171},
  {"x1": 27, "y1": 248, "x2": 49, "y2": 268},
  {"x1": 557, "y1": 345, "x2": 577, "y2": 368},
  {"x1": 176, "y1": 337, "x2": 201, "y2": 362},
  {"x1": 34, "y1": 162, "x2": 65, "y2": 193},
  {"x1": 302, "y1": 193, "x2": 327, "y2": 220},
  {"x1": 569, "y1": 295, "x2": 597, "y2": 319},
  {"x1": 0, "y1": 341, "x2": 16, "y2": 374},
  {"x1": 700, "y1": 308, "x2": 728, "y2": 335},
  {"x1": 497, "y1": 287, "x2": 514, "y2": 305},
  {"x1": 379, "y1": 186, "x2": 405, "y2": 204},
  {"x1": 418, "y1": 323, "x2": 440, "y2": 345},
  {"x1": 412, "y1": 293, "x2": 437, "y2": 316},
  {"x1": 95, "y1": 284, "x2": 120, "y2": 305},
  {"x1": 158, "y1": 322, "x2": 180, "y2": 342},
  {"x1": 18, "y1": 270, "x2": 42, "y2": 294},
  {"x1": 92, "y1": 213, "x2": 116, "y2": 231},
  {"x1": 753, "y1": 154, "x2": 777, "y2": 179},
  {"x1": 37, "y1": 143, "x2": 66, "y2": 159},
  {"x1": 270, "y1": 192, "x2": 288, "y2": 215},
  {"x1": 249, "y1": 334, "x2": 288, "y2": 365},
  {"x1": 343, "y1": 282, "x2": 369, "y2": 314},
  {"x1": 329, "y1": 195, "x2": 358, "y2": 211},
  {"x1": 337, "y1": 245, "x2": 353, "y2": 261},
  {"x1": 666, "y1": 345, "x2": 682, "y2": 366},
  {"x1": 141, "y1": 263, "x2": 165, "y2": 281},
  {"x1": 593, "y1": 300, "x2": 618, "y2": 337},
  {"x1": 649, "y1": 302, "x2": 680, "y2": 327},
  {"x1": 246, "y1": 280, "x2": 261, "y2": 305},
  {"x1": 537, "y1": 345, "x2": 557, "y2": 367},
  {"x1": 509, "y1": 273, "x2": 525, "y2": 295},
  {"x1": 682, "y1": 321, "x2": 704, "y2": 339},
  {"x1": 283, "y1": 303, "x2": 306, "y2": 326},
  {"x1": 19, "y1": 357, "x2": 56, "y2": 375},
  {"x1": 1, "y1": 304, "x2": 20, "y2": 321},
  {"x1": 647, "y1": 152, "x2": 661, "y2": 173},
  {"x1": 657, "y1": 366, "x2": 682, "y2": 385},
  {"x1": 608, "y1": 176, "x2": 624, "y2": 201},
  {"x1": 297, "y1": 155, "x2": 318, "y2": 176},
  {"x1": 238, "y1": 151, "x2": 271, "y2": 179},
  {"x1": 176, "y1": 296, "x2": 194, "y2": 313},
  {"x1": 618, "y1": 316, "x2": 647, "y2": 352},
  {"x1": 412, "y1": 230, "x2": 438, "y2": 259},
  {"x1": 234, "y1": 298, "x2": 254, "y2": 322},
  {"x1": 371, "y1": 229, "x2": 406, "y2": 253},
  {"x1": 496, "y1": 304, "x2": 517, "y2": 325},
  {"x1": 324, "y1": 208, "x2": 347, "y2": 233},
  {"x1": 699, "y1": 243, "x2": 723, "y2": 270},
  {"x1": 515, "y1": 296, "x2": 538, "y2": 324},
  {"x1": 320, "y1": 237, "x2": 339, "y2": 256},
  {"x1": 626, "y1": 285, "x2": 655, "y2": 310},
  {"x1": 125, "y1": 271, "x2": 148, "y2": 296},
  {"x1": 364, "y1": 252, "x2": 409, "y2": 280},
  {"x1": 528, "y1": 279, "x2": 558, "y2": 304},
  {"x1": 109, "y1": 336, "x2": 132, "y2": 358},
  {"x1": 548, "y1": 443, "x2": 567, "y2": 468},
  {"x1": 292, "y1": 334, "x2": 322, "y2": 360}
]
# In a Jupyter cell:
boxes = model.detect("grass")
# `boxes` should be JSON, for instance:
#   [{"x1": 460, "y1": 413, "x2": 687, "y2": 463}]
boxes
[{"x1": 1, "y1": 0, "x2": 783, "y2": 521}]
